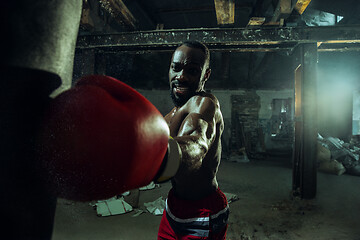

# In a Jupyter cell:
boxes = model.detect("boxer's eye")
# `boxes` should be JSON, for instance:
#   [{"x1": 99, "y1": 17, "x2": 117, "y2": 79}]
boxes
[{"x1": 171, "y1": 64, "x2": 182, "y2": 72}]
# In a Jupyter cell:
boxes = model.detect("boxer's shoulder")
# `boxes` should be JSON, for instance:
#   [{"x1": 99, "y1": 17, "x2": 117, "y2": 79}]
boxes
[
  {"x1": 184, "y1": 93, "x2": 210, "y2": 105},
  {"x1": 166, "y1": 93, "x2": 220, "y2": 122},
  {"x1": 189, "y1": 94, "x2": 224, "y2": 129},
  {"x1": 185, "y1": 93, "x2": 220, "y2": 116}
]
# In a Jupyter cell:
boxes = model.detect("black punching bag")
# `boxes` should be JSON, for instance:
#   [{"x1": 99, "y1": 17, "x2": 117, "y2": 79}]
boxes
[{"x1": 1, "y1": 1, "x2": 82, "y2": 239}]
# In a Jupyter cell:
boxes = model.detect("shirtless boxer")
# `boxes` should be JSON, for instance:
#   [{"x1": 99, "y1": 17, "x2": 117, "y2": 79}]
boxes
[{"x1": 157, "y1": 41, "x2": 229, "y2": 240}]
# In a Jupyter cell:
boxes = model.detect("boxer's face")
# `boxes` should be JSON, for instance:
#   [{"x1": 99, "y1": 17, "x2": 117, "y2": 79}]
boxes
[{"x1": 169, "y1": 45, "x2": 209, "y2": 107}]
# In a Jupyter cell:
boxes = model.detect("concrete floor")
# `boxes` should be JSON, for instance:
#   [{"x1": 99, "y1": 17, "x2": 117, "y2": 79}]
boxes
[{"x1": 52, "y1": 157, "x2": 360, "y2": 240}]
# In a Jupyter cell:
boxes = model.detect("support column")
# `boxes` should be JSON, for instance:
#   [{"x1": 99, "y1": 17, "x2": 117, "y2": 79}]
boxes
[{"x1": 293, "y1": 43, "x2": 318, "y2": 199}]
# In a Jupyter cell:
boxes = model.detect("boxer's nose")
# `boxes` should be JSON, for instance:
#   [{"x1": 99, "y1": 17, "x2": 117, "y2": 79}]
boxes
[{"x1": 175, "y1": 70, "x2": 187, "y2": 82}]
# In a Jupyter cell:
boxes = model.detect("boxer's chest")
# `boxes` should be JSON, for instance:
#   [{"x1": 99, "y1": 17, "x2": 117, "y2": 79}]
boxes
[{"x1": 165, "y1": 107, "x2": 188, "y2": 137}]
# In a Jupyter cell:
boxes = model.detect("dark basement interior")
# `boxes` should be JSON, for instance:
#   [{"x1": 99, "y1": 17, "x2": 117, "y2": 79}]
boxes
[{"x1": 3, "y1": 1, "x2": 360, "y2": 240}]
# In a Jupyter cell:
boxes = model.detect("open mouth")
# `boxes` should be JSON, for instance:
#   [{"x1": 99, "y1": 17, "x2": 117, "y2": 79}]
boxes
[{"x1": 174, "y1": 85, "x2": 189, "y2": 95}]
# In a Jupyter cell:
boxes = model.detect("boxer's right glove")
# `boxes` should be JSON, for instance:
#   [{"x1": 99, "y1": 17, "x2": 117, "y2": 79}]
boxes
[
  {"x1": 37, "y1": 75, "x2": 180, "y2": 201},
  {"x1": 154, "y1": 137, "x2": 182, "y2": 183}
]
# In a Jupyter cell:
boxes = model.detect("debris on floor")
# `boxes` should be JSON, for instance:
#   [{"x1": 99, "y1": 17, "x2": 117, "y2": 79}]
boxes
[
  {"x1": 144, "y1": 197, "x2": 165, "y2": 216},
  {"x1": 91, "y1": 182, "x2": 161, "y2": 217},
  {"x1": 318, "y1": 158, "x2": 346, "y2": 176},
  {"x1": 131, "y1": 209, "x2": 145, "y2": 217},
  {"x1": 317, "y1": 134, "x2": 360, "y2": 176},
  {"x1": 91, "y1": 183, "x2": 239, "y2": 218},
  {"x1": 91, "y1": 196, "x2": 133, "y2": 217},
  {"x1": 139, "y1": 181, "x2": 160, "y2": 191},
  {"x1": 224, "y1": 192, "x2": 239, "y2": 203},
  {"x1": 317, "y1": 142, "x2": 346, "y2": 175}
]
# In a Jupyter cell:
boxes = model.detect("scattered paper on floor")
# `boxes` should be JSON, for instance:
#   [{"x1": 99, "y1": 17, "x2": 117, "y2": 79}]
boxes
[
  {"x1": 121, "y1": 191, "x2": 130, "y2": 196},
  {"x1": 94, "y1": 197, "x2": 133, "y2": 217},
  {"x1": 144, "y1": 197, "x2": 165, "y2": 215},
  {"x1": 139, "y1": 181, "x2": 160, "y2": 191}
]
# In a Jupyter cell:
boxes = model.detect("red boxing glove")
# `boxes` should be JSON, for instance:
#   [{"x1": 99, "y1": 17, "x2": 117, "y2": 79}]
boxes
[{"x1": 38, "y1": 75, "x2": 179, "y2": 201}]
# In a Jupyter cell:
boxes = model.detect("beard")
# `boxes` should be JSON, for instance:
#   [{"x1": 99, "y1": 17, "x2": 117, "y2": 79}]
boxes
[
  {"x1": 169, "y1": 81, "x2": 197, "y2": 107},
  {"x1": 170, "y1": 88, "x2": 189, "y2": 107}
]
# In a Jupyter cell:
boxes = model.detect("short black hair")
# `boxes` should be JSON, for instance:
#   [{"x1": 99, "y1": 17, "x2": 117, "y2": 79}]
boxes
[{"x1": 179, "y1": 41, "x2": 210, "y2": 69}]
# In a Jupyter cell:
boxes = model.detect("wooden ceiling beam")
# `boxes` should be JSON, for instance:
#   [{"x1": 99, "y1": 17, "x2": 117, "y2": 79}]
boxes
[
  {"x1": 99, "y1": 0, "x2": 137, "y2": 30},
  {"x1": 214, "y1": 0, "x2": 235, "y2": 25},
  {"x1": 76, "y1": 25, "x2": 360, "y2": 52},
  {"x1": 158, "y1": 4, "x2": 253, "y2": 14},
  {"x1": 294, "y1": 0, "x2": 312, "y2": 15},
  {"x1": 271, "y1": 0, "x2": 293, "y2": 23}
]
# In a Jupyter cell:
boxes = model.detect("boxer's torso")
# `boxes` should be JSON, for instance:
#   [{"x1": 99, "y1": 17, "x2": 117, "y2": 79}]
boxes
[{"x1": 164, "y1": 92, "x2": 224, "y2": 200}]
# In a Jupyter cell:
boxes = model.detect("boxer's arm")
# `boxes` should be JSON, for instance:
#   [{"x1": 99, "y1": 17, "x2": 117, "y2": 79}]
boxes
[{"x1": 174, "y1": 97, "x2": 217, "y2": 173}]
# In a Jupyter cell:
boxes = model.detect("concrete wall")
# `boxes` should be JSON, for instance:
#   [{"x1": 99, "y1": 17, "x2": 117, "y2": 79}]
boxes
[
  {"x1": 137, "y1": 88, "x2": 294, "y2": 157},
  {"x1": 137, "y1": 89, "x2": 294, "y2": 120}
]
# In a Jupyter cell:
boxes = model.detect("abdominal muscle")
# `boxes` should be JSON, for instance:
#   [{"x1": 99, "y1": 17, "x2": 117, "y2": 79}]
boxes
[
  {"x1": 172, "y1": 170, "x2": 219, "y2": 200},
  {"x1": 171, "y1": 139, "x2": 222, "y2": 200}
]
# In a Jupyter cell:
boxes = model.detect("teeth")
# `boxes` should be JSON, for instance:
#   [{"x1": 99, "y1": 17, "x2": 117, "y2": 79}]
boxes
[{"x1": 176, "y1": 87, "x2": 188, "y2": 90}]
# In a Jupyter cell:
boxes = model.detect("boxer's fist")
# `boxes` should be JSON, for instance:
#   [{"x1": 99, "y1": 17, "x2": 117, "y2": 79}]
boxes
[{"x1": 38, "y1": 75, "x2": 178, "y2": 201}]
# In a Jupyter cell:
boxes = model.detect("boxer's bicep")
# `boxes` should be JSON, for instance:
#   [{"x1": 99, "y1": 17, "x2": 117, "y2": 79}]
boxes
[
  {"x1": 174, "y1": 98, "x2": 217, "y2": 170},
  {"x1": 177, "y1": 97, "x2": 216, "y2": 139},
  {"x1": 177, "y1": 113, "x2": 215, "y2": 147},
  {"x1": 175, "y1": 114, "x2": 215, "y2": 170}
]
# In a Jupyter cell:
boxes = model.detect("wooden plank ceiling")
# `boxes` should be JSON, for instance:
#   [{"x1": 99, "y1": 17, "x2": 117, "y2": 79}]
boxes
[
  {"x1": 80, "y1": 0, "x2": 316, "y2": 31},
  {"x1": 78, "y1": 0, "x2": 360, "y2": 52}
]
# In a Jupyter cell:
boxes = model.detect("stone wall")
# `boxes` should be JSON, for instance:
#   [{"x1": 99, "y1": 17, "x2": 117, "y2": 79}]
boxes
[{"x1": 230, "y1": 91, "x2": 262, "y2": 157}]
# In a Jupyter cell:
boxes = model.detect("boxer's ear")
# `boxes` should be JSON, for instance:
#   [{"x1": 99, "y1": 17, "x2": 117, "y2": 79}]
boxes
[{"x1": 203, "y1": 68, "x2": 211, "y2": 82}]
